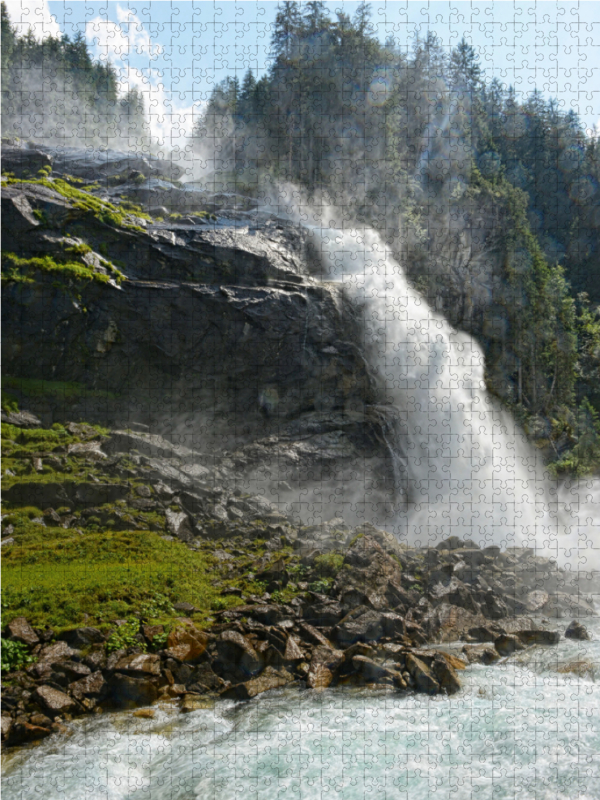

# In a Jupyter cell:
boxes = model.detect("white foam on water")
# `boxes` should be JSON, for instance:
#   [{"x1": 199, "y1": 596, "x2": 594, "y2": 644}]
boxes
[{"x1": 3, "y1": 617, "x2": 600, "y2": 800}]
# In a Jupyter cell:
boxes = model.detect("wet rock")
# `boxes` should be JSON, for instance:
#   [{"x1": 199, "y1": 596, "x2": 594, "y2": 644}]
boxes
[
  {"x1": 494, "y1": 634, "x2": 525, "y2": 657},
  {"x1": 431, "y1": 654, "x2": 462, "y2": 695},
  {"x1": 113, "y1": 653, "x2": 161, "y2": 676},
  {"x1": 180, "y1": 695, "x2": 211, "y2": 713},
  {"x1": 189, "y1": 662, "x2": 225, "y2": 693},
  {"x1": 555, "y1": 660, "x2": 596, "y2": 679},
  {"x1": 297, "y1": 622, "x2": 331, "y2": 648},
  {"x1": 465, "y1": 625, "x2": 503, "y2": 643},
  {"x1": 516, "y1": 629, "x2": 560, "y2": 646},
  {"x1": 12, "y1": 721, "x2": 52, "y2": 743},
  {"x1": 223, "y1": 666, "x2": 294, "y2": 700},
  {"x1": 284, "y1": 635, "x2": 304, "y2": 662},
  {"x1": 405, "y1": 654, "x2": 440, "y2": 694},
  {"x1": 69, "y1": 671, "x2": 106, "y2": 701},
  {"x1": 215, "y1": 630, "x2": 264, "y2": 678},
  {"x1": 1, "y1": 716, "x2": 13, "y2": 740},
  {"x1": 166, "y1": 623, "x2": 208, "y2": 662},
  {"x1": 109, "y1": 674, "x2": 159, "y2": 708},
  {"x1": 6, "y1": 617, "x2": 39, "y2": 646},
  {"x1": 565, "y1": 621, "x2": 591, "y2": 641},
  {"x1": 351, "y1": 655, "x2": 405, "y2": 686},
  {"x1": 34, "y1": 685, "x2": 76, "y2": 716},
  {"x1": 133, "y1": 708, "x2": 155, "y2": 719},
  {"x1": 421, "y1": 603, "x2": 484, "y2": 643},
  {"x1": 307, "y1": 646, "x2": 345, "y2": 690},
  {"x1": 51, "y1": 661, "x2": 91, "y2": 681},
  {"x1": 332, "y1": 607, "x2": 387, "y2": 647}
]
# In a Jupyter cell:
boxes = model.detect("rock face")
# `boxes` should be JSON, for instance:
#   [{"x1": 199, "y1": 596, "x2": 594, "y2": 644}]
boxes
[{"x1": 2, "y1": 171, "x2": 405, "y2": 524}]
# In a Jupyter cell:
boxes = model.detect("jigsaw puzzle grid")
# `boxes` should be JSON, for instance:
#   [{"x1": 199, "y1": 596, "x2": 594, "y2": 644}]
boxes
[{"x1": 1, "y1": 1, "x2": 600, "y2": 799}]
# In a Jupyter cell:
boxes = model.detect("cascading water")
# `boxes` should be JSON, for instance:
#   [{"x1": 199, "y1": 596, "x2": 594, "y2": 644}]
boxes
[{"x1": 307, "y1": 222, "x2": 599, "y2": 566}]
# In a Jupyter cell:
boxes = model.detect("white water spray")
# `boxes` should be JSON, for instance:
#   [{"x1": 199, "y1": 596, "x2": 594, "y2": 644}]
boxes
[{"x1": 307, "y1": 222, "x2": 600, "y2": 566}]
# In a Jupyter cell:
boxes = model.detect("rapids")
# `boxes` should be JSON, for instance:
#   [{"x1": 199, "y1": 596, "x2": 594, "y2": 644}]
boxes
[{"x1": 3, "y1": 616, "x2": 599, "y2": 800}]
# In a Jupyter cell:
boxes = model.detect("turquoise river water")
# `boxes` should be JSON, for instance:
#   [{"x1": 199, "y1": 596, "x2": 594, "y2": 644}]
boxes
[{"x1": 3, "y1": 616, "x2": 600, "y2": 800}]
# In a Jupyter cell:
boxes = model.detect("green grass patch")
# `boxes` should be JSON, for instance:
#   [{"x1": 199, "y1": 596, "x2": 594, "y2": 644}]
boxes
[
  {"x1": 2, "y1": 253, "x2": 115, "y2": 286},
  {"x1": 2, "y1": 376, "x2": 118, "y2": 404},
  {"x1": 4, "y1": 177, "x2": 148, "y2": 231},
  {"x1": 1, "y1": 526, "x2": 226, "y2": 630},
  {"x1": 313, "y1": 552, "x2": 344, "y2": 578}
]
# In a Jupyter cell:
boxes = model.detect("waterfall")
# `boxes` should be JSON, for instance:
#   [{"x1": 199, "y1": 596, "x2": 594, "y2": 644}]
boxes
[{"x1": 308, "y1": 223, "x2": 599, "y2": 562}]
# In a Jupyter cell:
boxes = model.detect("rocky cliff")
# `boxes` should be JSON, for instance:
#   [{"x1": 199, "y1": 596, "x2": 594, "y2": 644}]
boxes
[{"x1": 2, "y1": 143, "x2": 402, "y2": 524}]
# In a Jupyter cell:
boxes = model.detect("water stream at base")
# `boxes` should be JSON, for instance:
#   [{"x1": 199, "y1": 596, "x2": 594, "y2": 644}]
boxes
[{"x1": 3, "y1": 616, "x2": 600, "y2": 800}]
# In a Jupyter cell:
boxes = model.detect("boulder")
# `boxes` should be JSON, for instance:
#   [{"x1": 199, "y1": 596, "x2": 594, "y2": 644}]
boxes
[
  {"x1": 166, "y1": 623, "x2": 208, "y2": 662},
  {"x1": 11, "y1": 722, "x2": 51, "y2": 743},
  {"x1": 565, "y1": 621, "x2": 591, "y2": 641},
  {"x1": 431, "y1": 654, "x2": 462, "y2": 695},
  {"x1": 526, "y1": 590, "x2": 549, "y2": 613},
  {"x1": 461, "y1": 644, "x2": 500, "y2": 665},
  {"x1": 108, "y1": 673, "x2": 159, "y2": 708},
  {"x1": 113, "y1": 653, "x2": 161, "y2": 676},
  {"x1": 180, "y1": 695, "x2": 213, "y2": 713},
  {"x1": 51, "y1": 661, "x2": 91, "y2": 681},
  {"x1": 465, "y1": 625, "x2": 502, "y2": 643},
  {"x1": 555, "y1": 660, "x2": 596, "y2": 679},
  {"x1": 165, "y1": 509, "x2": 195, "y2": 543},
  {"x1": 421, "y1": 603, "x2": 484, "y2": 643},
  {"x1": 494, "y1": 634, "x2": 525, "y2": 657},
  {"x1": 307, "y1": 646, "x2": 345, "y2": 690},
  {"x1": 284, "y1": 635, "x2": 304, "y2": 662},
  {"x1": 222, "y1": 666, "x2": 294, "y2": 700},
  {"x1": 332, "y1": 607, "x2": 389, "y2": 647},
  {"x1": 58, "y1": 627, "x2": 104, "y2": 648},
  {"x1": 69, "y1": 671, "x2": 106, "y2": 701},
  {"x1": 215, "y1": 630, "x2": 263, "y2": 678},
  {"x1": 351, "y1": 655, "x2": 405, "y2": 686},
  {"x1": 34, "y1": 685, "x2": 76, "y2": 715},
  {"x1": 6, "y1": 617, "x2": 39, "y2": 646},
  {"x1": 297, "y1": 622, "x2": 331, "y2": 647},
  {"x1": 37, "y1": 641, "x2": 78, "y2": 663},
  {"x1": 405, "y1": 654, "x2": 440, "y2": 694},
  {"x1": 303, "y1": 602, "x2": 344, "y2": 627},
  {"x1": 516, "y1": 629, "x2": 560, "y2": 646},
  {"x1": 1, "y1": 146, "x2": 53, "y2": 177}
]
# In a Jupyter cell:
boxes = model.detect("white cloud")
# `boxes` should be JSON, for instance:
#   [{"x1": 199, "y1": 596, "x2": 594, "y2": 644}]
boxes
[{"x1": 4, "y1": 0, "x2": 61, "y2": 40}]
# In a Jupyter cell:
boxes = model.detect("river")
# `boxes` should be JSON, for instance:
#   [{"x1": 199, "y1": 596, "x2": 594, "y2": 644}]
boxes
[{"x1": 3, "y1": 615, "x2": 599, "y2": 800}]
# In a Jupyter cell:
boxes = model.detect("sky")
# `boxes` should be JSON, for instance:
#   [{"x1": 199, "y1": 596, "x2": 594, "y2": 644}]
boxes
[{"x1": 4, "y1": 0, "x2": 599, "y2": 148}]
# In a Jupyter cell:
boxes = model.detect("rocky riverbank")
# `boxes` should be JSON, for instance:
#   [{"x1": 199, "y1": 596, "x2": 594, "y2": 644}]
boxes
[{"x1": 2, "y1": 410, "x2": 596, "y2": 750}]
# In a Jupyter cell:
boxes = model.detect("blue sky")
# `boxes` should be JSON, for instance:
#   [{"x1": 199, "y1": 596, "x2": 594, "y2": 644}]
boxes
[{"x1": 5, "y1": 1, "x2": 599, "y2": 148}]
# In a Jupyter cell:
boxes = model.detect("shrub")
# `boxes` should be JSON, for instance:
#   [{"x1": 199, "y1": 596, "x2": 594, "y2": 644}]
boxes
[
  {"x1": 1, "y1": 638, "x2": 36, "y2": 672},
  {"x1": 105, "y1": 619, "x2": 145, "y2": 653}
]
